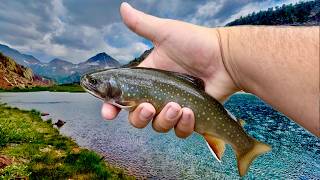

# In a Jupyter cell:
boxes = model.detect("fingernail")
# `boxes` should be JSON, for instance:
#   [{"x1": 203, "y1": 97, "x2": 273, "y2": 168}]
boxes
[
  {"x1": 140, "y1": 107, "x2": 153, "y2": 120},
  {"x1": 166, "y1": 106, "x2": 179, "y2": 120}
]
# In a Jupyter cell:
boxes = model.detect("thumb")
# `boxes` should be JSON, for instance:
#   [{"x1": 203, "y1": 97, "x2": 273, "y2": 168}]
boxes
[{"x1": 120, "y1": 2, "x2": 165, "y2": 42}]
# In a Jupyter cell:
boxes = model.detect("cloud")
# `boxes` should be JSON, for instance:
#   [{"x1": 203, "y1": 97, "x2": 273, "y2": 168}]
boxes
[{"x1": 0, "y1": 0, "x2": 310, "y2": 63}]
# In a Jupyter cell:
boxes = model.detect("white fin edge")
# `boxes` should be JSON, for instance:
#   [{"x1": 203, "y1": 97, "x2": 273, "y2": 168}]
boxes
[
  {"x1": 205, "y1": 141, "x2": 221, "y2": 163},
  {"x1": 109, "y1": 100, "x2": 133, "y2": 110}
]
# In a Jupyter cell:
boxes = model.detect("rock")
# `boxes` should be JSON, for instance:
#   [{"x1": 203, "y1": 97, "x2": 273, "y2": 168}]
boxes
[
  {"x1": 54, "y1": 119, "x2": 66, "y2": 128},
  {"x1": 40, "y1": 112, "x2": 50, "y2": 116},
  {"x1": 0, "y1": 155, "x2": 12, "y2": 169}
]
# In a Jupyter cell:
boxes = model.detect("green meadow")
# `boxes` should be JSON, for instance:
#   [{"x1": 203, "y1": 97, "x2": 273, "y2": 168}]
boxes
[{"x1": 0, "y1": 103, "x2": 133, "y2": 179}]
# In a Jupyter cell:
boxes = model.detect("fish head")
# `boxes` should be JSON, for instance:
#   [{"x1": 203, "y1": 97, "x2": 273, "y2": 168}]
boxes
[{"x1": 80, "y1": 70, "x2": 122, "y2": 101}]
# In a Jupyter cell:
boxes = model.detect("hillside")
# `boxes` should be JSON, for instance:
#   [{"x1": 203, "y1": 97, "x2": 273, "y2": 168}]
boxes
[
  {"x1": 0, "y1": 53, "x2": 52, "y2": 89},
  {"x1": 122, "y1": 48, "x2": 153, "y2": 67},
  {"x1": 226, "y1": 1, "x2": 319, "y2": 26}
]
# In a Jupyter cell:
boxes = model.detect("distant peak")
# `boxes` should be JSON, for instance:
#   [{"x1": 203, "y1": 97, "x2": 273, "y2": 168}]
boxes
[
  {"x1": 49, "y1": 58, "x2": 73, "y2": 65},
  {"x1": 85, "y1": 52, "x2": 120, "y2": 67},
  {"x1": 91, "y1": 52, "x2": 112, "y2": 59}
]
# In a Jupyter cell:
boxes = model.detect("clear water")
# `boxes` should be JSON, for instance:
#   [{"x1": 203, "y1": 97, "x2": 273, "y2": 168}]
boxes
[{"x1": 0, "y1": 92, "x2": 319, "y2": 179}]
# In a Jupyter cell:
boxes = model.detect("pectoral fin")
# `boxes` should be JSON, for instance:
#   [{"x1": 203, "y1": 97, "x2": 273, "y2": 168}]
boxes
[
  {"x1": 203, "y1": 134, "x2": 226, "y2": 161},
  {"x1": 109, "y1": 100, "x2": 137, "y2": 111}
]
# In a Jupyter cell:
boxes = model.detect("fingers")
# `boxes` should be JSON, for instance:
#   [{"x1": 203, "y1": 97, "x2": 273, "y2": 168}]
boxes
[
  {"x1": 103, "y1": 101, "x2": 195, "y2": 138},
  {"x1": 152, "y1": 102, "x2": 182, "y2": 133},
  {"x1": 128, "y1": 103, "x2": 156, "y2": 128},
  {"x1": 101, "y1": 103, "x2": 121, "y2": 120},
  {"x1": 120, "y1": 2, "x2": 166, "y2": 42},
  {"x1": 152, "y1": 103, "x2": 195, "y2": 138},
  {"x1": 174, "y1": 108, "x2": 195, "y2": 138}
]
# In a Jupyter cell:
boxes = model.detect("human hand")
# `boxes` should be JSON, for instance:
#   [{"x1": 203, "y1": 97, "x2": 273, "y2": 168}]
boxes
[{"x1": 101, "y1": 2, "x2": 239, "y2": 138}]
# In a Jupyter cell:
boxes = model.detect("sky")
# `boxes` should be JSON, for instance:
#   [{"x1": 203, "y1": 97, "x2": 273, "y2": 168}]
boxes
[{"x1": 0, "y1": 0, "x2": 307, "y2": 64}]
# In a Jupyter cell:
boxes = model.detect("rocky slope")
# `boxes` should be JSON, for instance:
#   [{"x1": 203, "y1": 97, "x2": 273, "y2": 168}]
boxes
[{"x1": 0, "y1": 53, "x2": 53, "y2": 89}]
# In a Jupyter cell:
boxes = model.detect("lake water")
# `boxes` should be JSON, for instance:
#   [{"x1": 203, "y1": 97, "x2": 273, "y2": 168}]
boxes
[{"x1": 0, "y1": 92, "x2": 319, "y2": 179}]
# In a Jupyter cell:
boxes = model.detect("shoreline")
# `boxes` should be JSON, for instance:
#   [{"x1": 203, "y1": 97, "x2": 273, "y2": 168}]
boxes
[
  {"x1": 0, "y1": 84, "x2": 85, "y2": 93},
  {"x1": 0, "y1": 103, "x2": 133, "y2": 179}
]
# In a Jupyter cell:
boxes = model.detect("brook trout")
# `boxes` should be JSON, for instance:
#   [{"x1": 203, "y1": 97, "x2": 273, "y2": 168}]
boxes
[{"x1": 80, "y1": 67, "x2": 271, "y2": 176}]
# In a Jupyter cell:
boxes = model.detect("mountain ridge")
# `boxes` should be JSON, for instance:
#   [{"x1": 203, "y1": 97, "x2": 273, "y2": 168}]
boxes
[{"x1": 0, "y1": 44, "x2": 121, "y2": 84}]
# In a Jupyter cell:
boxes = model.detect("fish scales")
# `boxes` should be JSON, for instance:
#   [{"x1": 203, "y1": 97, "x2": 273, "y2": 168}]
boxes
[
  {"x1": 80, "y1": 67, "x2": 271, "y2": 177},
  {"x1": 114, "y1": 69, "x2": 248, "y2": 143}
]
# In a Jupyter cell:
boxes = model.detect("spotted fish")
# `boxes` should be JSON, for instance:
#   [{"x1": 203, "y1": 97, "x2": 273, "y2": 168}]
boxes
[{"x1": 80, "y1": 67, "x2": 271, "y2": 176}]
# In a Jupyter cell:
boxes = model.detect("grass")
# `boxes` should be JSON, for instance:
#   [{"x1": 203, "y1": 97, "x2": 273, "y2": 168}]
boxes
[
  {"x1": 0, "y1": 103, "x2": 133, "y2": 179},
  {"x1": 0, "y1": 84, "x2": 85, "y2": 93}
]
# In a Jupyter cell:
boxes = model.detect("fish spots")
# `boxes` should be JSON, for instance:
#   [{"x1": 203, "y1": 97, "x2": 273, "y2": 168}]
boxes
[{"x1": 207, "y1": 117, "x2": 210, "y2": 121}]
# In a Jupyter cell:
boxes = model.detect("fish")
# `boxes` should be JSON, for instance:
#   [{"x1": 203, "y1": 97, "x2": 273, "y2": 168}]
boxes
[{"x1": 80, "y1": 67, "x2": 271, "y2": 177}]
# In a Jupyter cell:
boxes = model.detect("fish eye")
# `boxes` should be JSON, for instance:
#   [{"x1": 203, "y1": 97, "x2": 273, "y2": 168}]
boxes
[
  {"x1": 87, "y1": 76, "x2": 97, "y2": 84},
  {"x1": 91, "y1": 79, "x2": 97, "y2": 84}
]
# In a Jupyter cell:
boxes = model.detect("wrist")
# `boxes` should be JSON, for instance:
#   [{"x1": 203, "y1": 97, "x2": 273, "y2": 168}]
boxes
[
  {"x1": 214, "y1": 27, "x2": 243, "y2": 92},
  {"x1": 202, "y1": 28, "x2": 240, "y2": 103}
]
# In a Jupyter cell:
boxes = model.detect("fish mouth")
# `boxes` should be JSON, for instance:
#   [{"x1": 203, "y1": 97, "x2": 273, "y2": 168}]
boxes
[{"x1": 80, "y1": 75, "x2": 104, "y2": 100}]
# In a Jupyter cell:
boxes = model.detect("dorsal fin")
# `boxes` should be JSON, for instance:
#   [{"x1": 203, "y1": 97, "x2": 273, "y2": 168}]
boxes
[{"x1": 130, "y1": 67, "x2": 205, "y2": 90}]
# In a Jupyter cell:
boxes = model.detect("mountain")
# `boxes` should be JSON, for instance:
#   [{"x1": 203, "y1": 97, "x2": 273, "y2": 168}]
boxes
[
  {"x1": 0, "y1": 44, "x2": 41, "y2": 66},
  {"x1": 0, "y1": 53, "x2": 52, "y2": 89},
  {"x1": 122, "y1": 48, "x2": 153, "y2": 67},
  {"x1": 0, "y1": 44, "x2": 121, "y2": 84},
  {"x1": 226, "y1": 1, "x2": 319, "y2": 26},
  {"x1": 59, "y1": 53, "x2": 121, "y2": 83},
  {"x1": 83, "y1": 52, "x2": 120, "y2": 67},
  {"x1": 49, "y1": 58, "x2": 74, "y2": 67},
  {"x1": 77, "y1": 52, "x2": 121, "y2": 73}
]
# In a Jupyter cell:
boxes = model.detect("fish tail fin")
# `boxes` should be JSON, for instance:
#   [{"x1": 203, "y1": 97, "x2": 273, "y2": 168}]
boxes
[
  {"x1": 203, "y1": 133, "x2": 226, "y2": 161},
  {"x1": 236, "y1": 139, "x2": 271, "y2": 177}
]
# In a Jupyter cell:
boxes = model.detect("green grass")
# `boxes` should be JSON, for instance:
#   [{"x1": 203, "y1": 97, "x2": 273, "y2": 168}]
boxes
[
  {"x1": 0, "y1": 84, "x2": 85, "y2": 93},
  {"x1": 0, "y1": 104, "x2": 133, "y2": 179}
]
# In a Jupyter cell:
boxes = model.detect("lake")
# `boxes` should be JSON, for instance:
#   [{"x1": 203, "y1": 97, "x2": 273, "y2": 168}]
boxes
[{"x1": 0, "y1": 92, "x2": 319, "y2": 179}]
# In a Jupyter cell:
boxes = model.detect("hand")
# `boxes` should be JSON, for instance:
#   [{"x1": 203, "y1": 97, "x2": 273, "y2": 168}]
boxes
[{"x1": 101, "y1": 2, "x2": 239, "y2": 138}]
